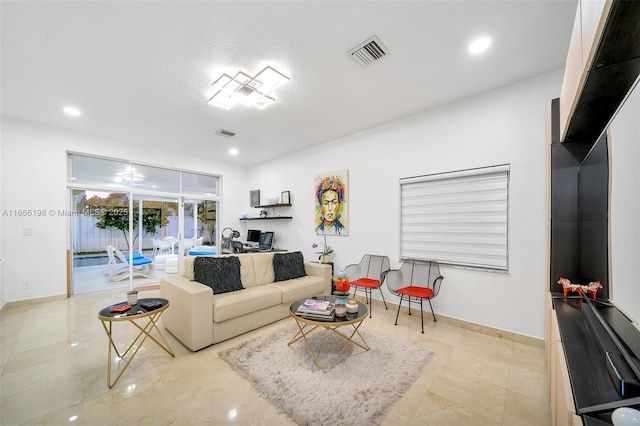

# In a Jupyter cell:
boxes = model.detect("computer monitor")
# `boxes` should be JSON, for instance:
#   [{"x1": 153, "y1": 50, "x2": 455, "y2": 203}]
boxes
[
  {"x1": 247, "y1": 229, "x2": 261, "y2": 243},
  {"x1": 258, "y1": 232, "x2": 274, "y2": 250}
]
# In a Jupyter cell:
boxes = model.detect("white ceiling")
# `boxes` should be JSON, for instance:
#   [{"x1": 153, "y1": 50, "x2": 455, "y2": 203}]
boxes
[{"x1": 1, "y1": 1, "x2": 577, "y2": 167}]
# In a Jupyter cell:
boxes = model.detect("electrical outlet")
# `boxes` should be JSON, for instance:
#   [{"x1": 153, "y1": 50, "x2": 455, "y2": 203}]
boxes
[{"x1": 22, "y1": 281, "x2": 30, "y2": 289}]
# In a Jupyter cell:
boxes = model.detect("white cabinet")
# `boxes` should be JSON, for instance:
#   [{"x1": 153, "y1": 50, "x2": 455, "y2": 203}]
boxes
[
  {"x1": 559, "y1": 0, "x2": 612, "y2": 142},
  {"x1": 547, "y1": 298, "x2": 584, "y2": 426}
]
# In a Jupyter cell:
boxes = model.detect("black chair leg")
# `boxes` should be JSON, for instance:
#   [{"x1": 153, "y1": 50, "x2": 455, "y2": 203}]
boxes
[
  {"x1": 428, "y1": 298, "x2": 437, "y2": 322},
  {"x1": 367, "y1": 289, "x2": 372, "y2": 318},
  {"x1": 420, "y1": 299, "x2": 425, "y2": 333},
  {"x1": 378, "y1": 287, "x2": 388, "y2": 310},
  {"x1": 394, "y1": 295, "x2": 404, "y2": 325}
]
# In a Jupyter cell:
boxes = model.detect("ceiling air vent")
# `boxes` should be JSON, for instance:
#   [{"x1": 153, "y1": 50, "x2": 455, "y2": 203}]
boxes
[
  {"x1": 215, "y1": 128, "x2": 236, "y2": 138},
  {"x1": 348, "y1": 36, "x2": 388, "y2": 67}
]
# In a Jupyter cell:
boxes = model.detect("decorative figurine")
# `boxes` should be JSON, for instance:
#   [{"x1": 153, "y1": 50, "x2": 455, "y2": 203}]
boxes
[
  {"x1": 582, "y1": 281, "x2": 603, "y2": 300},
  {"x1": 334, "y1": 270, "x2": 350, "y2": 317},
  {"x1": 557, "y1": 277, "x2": 603, "y2": 300},
  {"x1": 335, "y1": 271, "x2": 350, "y2": 293},
  {"x1": 557, "y1": 276, "x2": 583, "y2": 297}
]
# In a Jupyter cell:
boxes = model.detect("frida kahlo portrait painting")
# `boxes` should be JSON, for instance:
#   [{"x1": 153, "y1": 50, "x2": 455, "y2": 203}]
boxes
[{"x1": 314, "y1": 170, "x2": 348, "y2": 235}]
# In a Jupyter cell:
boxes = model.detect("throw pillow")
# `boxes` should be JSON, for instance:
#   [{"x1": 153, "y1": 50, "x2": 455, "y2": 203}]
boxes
[
  {"x1": 273, "y1": 251, "x2": 307, "y2": 282},
  {"x1": 194, "y1": 256, "x2": 244, "y2": 294}
]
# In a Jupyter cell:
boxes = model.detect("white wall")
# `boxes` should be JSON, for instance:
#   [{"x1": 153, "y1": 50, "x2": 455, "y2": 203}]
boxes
[
  {"x1": 1, "y1": 70, "x2": 563, "y2": 339},
  {"x1": 247, "y1": 70, "x2": 564, "y2": 339},
  {"x1": 0, "y1": 116, "x2": 247, "y2": 304},
  {"x1": 610, "y1": 80, "x2": 640, "y2": 322}
]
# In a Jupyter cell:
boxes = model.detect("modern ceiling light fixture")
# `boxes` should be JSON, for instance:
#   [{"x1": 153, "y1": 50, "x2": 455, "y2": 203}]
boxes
[
  {"x1": 207, "y1": 65, "x2": 290, "y2": 110},
  {"x1": 469, "y1": 36, "x2": 492, "y2": 54}
]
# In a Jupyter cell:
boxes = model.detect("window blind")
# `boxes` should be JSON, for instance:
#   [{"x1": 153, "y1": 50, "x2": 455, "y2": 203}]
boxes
[{"x1": 400, "y1": 164, "x2": 509, "y2": 270}]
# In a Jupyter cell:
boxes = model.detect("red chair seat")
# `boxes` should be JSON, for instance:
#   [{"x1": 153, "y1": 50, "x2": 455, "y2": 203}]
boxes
[
  {"x1": 397, "y1": 286, "x2": 433, "y2": 299},
  {"x1": 351, "y1": 278, "x2": 380, "y2": 289}
]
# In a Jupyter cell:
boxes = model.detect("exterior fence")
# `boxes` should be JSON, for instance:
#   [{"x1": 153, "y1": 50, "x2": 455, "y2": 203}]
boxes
[{"x1": 72, "y1": 215, "x2": 198, "y2": 253}]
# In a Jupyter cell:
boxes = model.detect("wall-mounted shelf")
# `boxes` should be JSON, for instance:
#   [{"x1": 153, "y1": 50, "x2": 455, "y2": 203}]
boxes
[
  {"x1": 255, "y1": 203, "x2": 291, "y2": 208},
  {"x1": 240, "y1": 216, "x2": 292, "y2": 221}
]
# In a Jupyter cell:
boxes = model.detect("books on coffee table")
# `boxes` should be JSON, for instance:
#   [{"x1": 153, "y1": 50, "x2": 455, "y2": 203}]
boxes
[
  {"x1": 300, "y1": 299, "x2": 332, "y2": 311},
  {"x1": 296, "y1": 310, "x2": 336, "y2": 321},
  {"x1": 297, "y1": 300, "x2": 334, "y2": 315}
]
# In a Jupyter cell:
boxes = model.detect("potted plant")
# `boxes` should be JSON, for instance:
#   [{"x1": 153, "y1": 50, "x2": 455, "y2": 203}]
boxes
[{"x1": 312, "y1": 234, "x2": 334, "y2": 263}]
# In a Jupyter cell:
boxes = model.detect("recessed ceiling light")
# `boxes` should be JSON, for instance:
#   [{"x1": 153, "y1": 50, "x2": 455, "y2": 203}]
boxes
[
  {"x1": 229, "y1": 148, "x2": 239, "y2": 156},
  {"x1": 469, "y1": 37, "x2": 491, "y2": 54},
  {"x1": 63, "y1": 106, "x2": 81, "y2": 117}
]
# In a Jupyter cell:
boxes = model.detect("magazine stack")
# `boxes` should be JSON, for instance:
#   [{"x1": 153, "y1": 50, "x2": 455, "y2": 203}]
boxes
[{"x1": 296, "y1": 299, "x2": 335, "y2": 321}]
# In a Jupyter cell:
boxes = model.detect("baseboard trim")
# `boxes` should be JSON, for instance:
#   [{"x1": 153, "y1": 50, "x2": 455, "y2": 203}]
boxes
[
  {"x1": 353, "y1": 296, "x2": 544, "y2": 348},
  {"x1": 4, "y1": 294, "x2": 67, "y2": 309}
]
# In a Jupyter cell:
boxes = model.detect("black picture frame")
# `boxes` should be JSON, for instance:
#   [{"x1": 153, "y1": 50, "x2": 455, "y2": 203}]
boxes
[
  {"x1": 250, "y1": 190, "x2": 260, "y2": 207},
  {"x1": 281, "y1": 190, "x2": 290, "y2": 204}
]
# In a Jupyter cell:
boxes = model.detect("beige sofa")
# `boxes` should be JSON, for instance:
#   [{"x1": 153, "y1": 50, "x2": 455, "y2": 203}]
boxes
[{"x1": 160, "y1": 252, "x2": 332, "y2": 351}]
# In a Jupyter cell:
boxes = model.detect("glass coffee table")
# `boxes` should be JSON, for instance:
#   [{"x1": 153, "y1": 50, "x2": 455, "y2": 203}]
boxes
[
  {"x1": 288, "y1": 295, "x2": 369, "y2": 371},
  {"x1": 98, "y1": 298, "x2": 175, "y2": 388}
]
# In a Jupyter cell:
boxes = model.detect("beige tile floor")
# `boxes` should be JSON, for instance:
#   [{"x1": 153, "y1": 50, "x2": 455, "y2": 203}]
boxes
[{"x1": 1, "y1": 288, "x2": 551, "y2": 425}]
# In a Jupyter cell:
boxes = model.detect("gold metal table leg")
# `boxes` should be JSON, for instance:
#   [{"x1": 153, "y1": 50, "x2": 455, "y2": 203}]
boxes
[
  {"x1": 100, "y1": 309, "x2": 175, "y2": 388},
  {"x1": 288, "y1": 317, "x2": 370, "y2": 371}
]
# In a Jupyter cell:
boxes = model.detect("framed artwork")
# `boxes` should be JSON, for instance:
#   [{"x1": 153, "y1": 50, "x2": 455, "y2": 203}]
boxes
[
  {"x1": 250, "y1": 190, "x2": 261, "y2": 207},
  {"x1": 314, "y1": 169, "x2": 348, "y2": 235},
  {"x1": 281, "y1": 191, "x2": 290, "y2": 204}
]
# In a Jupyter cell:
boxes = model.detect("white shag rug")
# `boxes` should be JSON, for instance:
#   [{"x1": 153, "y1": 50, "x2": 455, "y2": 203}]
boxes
[{"x1": 218, "y1": 325, "x2": 435, "y2": 425}]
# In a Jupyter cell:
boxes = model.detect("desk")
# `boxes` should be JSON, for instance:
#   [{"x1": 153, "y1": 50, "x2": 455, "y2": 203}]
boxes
[
  {"x1": 243, "y1": 247, "x2": 287, "y2": 253},
  {"x1": 98, "y1": 298, "x2": 175, "y2": 388}
]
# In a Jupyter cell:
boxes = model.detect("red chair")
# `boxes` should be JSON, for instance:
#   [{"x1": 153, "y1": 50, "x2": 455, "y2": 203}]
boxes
[
  {"x1": 345, "y1": 254, "x2": 390, "y2": 318},
  {"x1": 386, "y1": 259, "x2": 443, "y2": 333}
]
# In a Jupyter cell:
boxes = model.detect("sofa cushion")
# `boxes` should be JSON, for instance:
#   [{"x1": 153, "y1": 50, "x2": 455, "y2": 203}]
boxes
[
  {"x1": 250, "y1": 252, "x2": 275, "y2": 286},
  {"x1": 212, "y1": 285, "x2": 282, "y2": 322},
  {"x1": 237, "y1": 254, "x2": 258, "y2": 287},
  {"x1": 184, "y1": 256, "x2": 196, "y2": 281},
  {"x1": 269, "y1": 275, "x2": 328, "y2": 303},
  {"x1": 194, "y1": 256, "x2": 244, "y2": 294},
  {"x1": 273, "y1": 251, "x2": 307, "y2": 282}
]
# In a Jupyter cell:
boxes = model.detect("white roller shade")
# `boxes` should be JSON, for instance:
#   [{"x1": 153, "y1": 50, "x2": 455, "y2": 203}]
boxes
[{"x1": 400, "y1": 164, "x2": 509, "y2": 270}]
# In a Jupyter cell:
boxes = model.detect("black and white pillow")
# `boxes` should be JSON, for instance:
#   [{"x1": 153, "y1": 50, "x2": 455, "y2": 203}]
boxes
[
  {"x1": 273, "y1": 251, "x2": 307, "y2": 282},
  {"x1": 194, "y1": 256, "x2": 244, "y2": 294}
]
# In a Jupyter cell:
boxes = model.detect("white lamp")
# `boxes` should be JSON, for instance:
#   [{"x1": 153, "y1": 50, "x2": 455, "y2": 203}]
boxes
[{"x1": 612, "y1": 407, "x2": 640, "y2": 426}]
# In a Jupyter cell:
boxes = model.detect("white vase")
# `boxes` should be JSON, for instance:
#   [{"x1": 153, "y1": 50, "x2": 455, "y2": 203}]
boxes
[{"x1": 322, "y1": 254, "x2": 331, "y2": 263}]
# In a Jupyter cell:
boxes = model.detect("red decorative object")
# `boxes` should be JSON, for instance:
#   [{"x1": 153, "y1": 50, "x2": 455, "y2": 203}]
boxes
[
  {"x1": 335, "y1": 276, "x2": 350, "y2": 293},
  {"x1": 557, "y1": 277, "x2": 603, "y2": 300},
  {"x1": 557, "y1": 276, "x2": 583, "y2": 297},
  {"x1": 585, "y1": 281, "x2": 603, "y2": 300}
]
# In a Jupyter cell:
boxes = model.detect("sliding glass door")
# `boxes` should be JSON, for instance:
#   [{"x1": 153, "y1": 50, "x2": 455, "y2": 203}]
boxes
[{"x1": 67, "y1": 154, "x2": 220, "y2": 295}]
